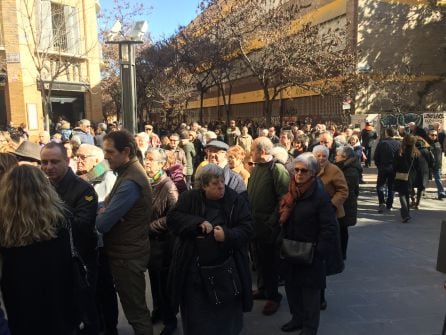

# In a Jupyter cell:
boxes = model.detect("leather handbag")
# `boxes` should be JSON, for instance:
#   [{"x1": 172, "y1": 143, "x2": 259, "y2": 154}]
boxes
[
  {"x1": 395, "y1": 158, "x2": 414, "y2": 181},
  {"x1": 280, "y1": 238, "x2": 316, "y2": 265},
  {"x1": 198, "y1": 255, "x2": 241, "y2": 305},
  {"x1": 395, "y1": 172, "x2": 409, "y2": 181}
]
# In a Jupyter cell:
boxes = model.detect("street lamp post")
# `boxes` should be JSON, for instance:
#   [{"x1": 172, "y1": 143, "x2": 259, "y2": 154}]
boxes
[
  {"x1": 105, "y1": 21, "x2": 147, "y2": 134},
  {"x1": 106, "y1": 40, "x2": 142, "y2": 134}
]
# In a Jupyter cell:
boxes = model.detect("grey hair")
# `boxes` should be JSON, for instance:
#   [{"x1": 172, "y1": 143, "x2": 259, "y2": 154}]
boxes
[
  {"x1": 79, "y1": 144, "x2": 104, "y2": 161},
  {"x1": 312, "y1": 144, "x2": 329, "y2": 156},
  {"x1": 194, "y1": 164, "x2": 224, "y2": 189},
  {"x1": 271, "y1": 146, "x2": 289, "y2": 164},
  {"x1": 79, "y1": 119, "x2": 90, "y2": 126},
  {"x1": 146, "y1": 147, "x2": 167, "y2": 163},
  {"x1": 136, "y1": 132, "x2": 150, "y2": 141},
  {"x1": 336, "y1": 145, "x2": 355, "y2": 159},
  {"x1": 293, "y1": 152, "x2": 318, "y2": 174},
  {"x1": 253, "y1": 137, "x2": 273, "y2": 155}
]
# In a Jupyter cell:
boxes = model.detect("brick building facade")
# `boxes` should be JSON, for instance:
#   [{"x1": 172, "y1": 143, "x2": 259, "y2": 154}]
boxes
[{"x1": 0, "y1": 0, "x2": 102, "y2": 135}]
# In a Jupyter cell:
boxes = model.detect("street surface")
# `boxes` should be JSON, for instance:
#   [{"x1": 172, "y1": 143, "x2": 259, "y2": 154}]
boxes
[{"x1": 118, "y1": 168, "x2": 446, "y2": 335}]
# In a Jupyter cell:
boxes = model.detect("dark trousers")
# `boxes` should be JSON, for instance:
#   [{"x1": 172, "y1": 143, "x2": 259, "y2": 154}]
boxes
[
  {"x1": 376, "y1": 168, "x2": 395, "y2": 208},
  {"x1": 364, "y1": 146, "x2": 372, "y2": 167},
  {"x1": 253, "y1": 241, "x2": 281, "y2": 301},
  {"x1": 109, "y1": 255, "x2": 153, "y2": 335},
  {"x1": 399, "y1": 192, "x2": 410, "y2": 220},
  {"x1": 339, "y1": 224, "x2": 348, "y2": 260},
  {"x1": 148, "y1": 268, "x2": 177, "y2": 326},
  {"x1": 96, "y1": 248, "x2": 118, "y2": 333},
  {"x1": 77, "y1": 251, "x2": 100, "y2": 335},
  {"x1": 285, "y1": 282, "x2": 320, "y2": 334}
]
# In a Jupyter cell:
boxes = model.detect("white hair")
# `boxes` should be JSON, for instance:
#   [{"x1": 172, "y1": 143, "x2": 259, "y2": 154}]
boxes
[
  {"x1": 79, "y1": 143, "x2": 104, "y2": 161},
  {"x1": 312, "y1": 144, "x2": 329, "y2": 157},
  {"x1": 271, "y1": 146, "x2": 289, "y2": 164}
]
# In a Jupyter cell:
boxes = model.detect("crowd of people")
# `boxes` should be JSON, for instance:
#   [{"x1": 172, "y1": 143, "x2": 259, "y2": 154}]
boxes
[{"x1": 0, "y1": 116, "x2": 445, "y2": 335}]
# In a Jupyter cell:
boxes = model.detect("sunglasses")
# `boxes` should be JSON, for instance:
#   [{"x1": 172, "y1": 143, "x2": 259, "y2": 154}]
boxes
[{"x1": 294, "y1": 168, "x2": 309, "y2": 174}]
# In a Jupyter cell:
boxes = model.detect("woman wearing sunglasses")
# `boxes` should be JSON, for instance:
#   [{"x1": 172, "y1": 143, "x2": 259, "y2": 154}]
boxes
[{"x1": 278, "y1": 153, "x2": 339, "y2": 335}]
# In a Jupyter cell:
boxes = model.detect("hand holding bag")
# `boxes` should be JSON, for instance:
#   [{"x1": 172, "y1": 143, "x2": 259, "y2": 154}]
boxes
[{"x1": 280, "y1": 239, "x2": 316, "y2": 265}]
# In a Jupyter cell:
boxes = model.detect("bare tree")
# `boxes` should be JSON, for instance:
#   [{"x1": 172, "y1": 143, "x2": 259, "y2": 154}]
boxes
[
  {"x1": 137, "y1": 38, "x2": 197, "y2": 125},
  {"x1": 199, "y1": 0, "x2": 358, "y2": 126},
  {"x1": 19, "y1": 0, "x2": 99, "y2": 130}
]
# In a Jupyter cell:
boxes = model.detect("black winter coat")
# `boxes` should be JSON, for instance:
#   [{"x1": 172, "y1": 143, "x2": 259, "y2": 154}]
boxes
[
  {"x1": 336, "y1": 157, "x2": 360, "y2": 227},
  {"x1": 281, "y1": 179, "x2": 340, "y2": 287},
  {"x1": 166, "y1": 186, "x2": 254, "y2": 312},
  {"x1": 393, "y1": 150, "x2": 420, "y2": 194},
  {"x1": 415, "y1": 143, "x2": 432, "y2": 189},
  {"x1": 54, "y1": 169, "x2": 98, "y2": 259},
  {"x1": 1, "y1": 227, "x2": 76, "y2": 335}
]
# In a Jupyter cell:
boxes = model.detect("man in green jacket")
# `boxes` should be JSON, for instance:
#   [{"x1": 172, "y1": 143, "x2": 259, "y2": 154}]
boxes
[{"x1": 248, "y1": 137, "x2": 290, "y2": 316}]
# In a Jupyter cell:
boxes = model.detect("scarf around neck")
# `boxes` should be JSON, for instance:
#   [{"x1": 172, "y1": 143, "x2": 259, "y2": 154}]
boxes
[
  {"x1": 148, "y1": 169, "x2": 164, "y2": 184},
  {"x1": 278, "y1": 175, "x2": 316, "y2": 225}
]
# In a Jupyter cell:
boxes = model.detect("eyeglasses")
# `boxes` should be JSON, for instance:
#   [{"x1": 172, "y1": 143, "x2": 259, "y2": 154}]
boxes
[
  {"x1": 76, "y1": 154, "x2": 95, "y2": 161},
  {"x1": 430, "y1": 134, "x2": 438, "y2": 137},
  {"x1": 247, "y1": 162, "x2": 256, "y2": 166},
  {"x1": 294, "y1": 168, "x2": 309, "y2": 174}
]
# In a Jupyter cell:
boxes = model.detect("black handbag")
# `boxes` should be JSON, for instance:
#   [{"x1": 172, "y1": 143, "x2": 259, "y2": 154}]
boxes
[
  {"x1": 280, "y1": 239, "x2": 316, "y2": 265},
  {"x1": 198, "y1": 255, "x2": 241, "y2": 305}
]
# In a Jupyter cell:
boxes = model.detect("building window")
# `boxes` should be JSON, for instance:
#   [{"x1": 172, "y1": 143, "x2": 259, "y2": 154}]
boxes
[
  {"x1": 51, "y1": 3, "x2": 67, "y2": 51},
  {"x1": 37, "y1": 0, "x2": 80, "y2": 54}
]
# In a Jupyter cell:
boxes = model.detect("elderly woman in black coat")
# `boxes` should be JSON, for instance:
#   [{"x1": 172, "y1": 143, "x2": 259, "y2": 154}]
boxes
[
  {"x1": 278, "y1": 153, "x2": 339, "y2": 335},
  {"x1": 335, "y1": 146, "x2": 361, "y2": 260},
  {"x1": 166, "y1": 164, "x2": 254, "y2": 335}
]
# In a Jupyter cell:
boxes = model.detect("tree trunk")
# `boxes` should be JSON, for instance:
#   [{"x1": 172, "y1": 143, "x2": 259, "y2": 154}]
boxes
[
  {"x1": 41, "y1": 93, "x2": 51, "y2": 131},
  {"x1": 279, "y1": 98, "x2": 284, "y2": 128},
  {"x1": 199, "y1": 89, "x2": 204, "y2": 125},
  {"x1": 262, "y1": 89, "x2": 273, "y2": 127}
]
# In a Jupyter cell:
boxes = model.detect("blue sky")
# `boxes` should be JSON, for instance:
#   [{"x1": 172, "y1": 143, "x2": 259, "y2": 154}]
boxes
[{"x1": 100, "y1": 0, "x2": 201, "y2": 41}]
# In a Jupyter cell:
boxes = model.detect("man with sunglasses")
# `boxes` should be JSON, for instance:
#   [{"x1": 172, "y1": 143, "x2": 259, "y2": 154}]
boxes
[
  {"x1": 72, "y1": 119, "x2": 95, "y2": 145},
  {"x1": 144, "y1": 124, "x2": 161, "y2": 148}
]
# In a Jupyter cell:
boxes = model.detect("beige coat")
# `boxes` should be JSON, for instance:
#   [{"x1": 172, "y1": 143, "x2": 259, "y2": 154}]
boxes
[{"x1": 318, "y1": 161, "x2": 349, "y2": 218}]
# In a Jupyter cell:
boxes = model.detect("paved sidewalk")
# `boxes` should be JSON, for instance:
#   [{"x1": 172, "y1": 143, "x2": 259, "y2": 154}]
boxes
[{"x1": 118, "y1": 168, "x2": 446, "y2": 335}]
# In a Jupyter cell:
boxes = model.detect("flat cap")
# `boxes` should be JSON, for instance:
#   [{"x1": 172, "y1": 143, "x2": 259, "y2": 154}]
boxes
[
  {"x1": 14, "y1": 141, "x2": 41, "y2": 162},
  {"x1": 205, "y1": 140, "x2": 229, "y2": 151}
]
